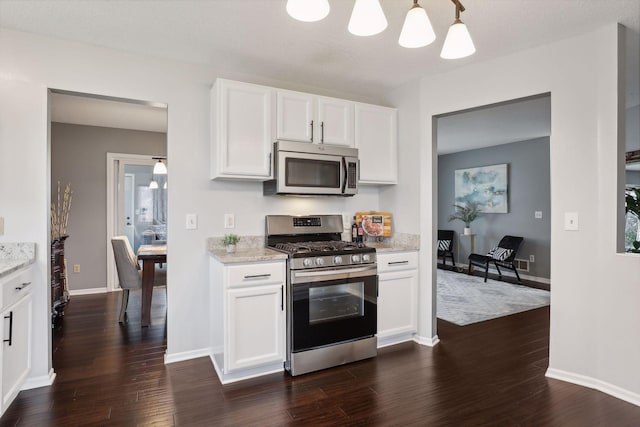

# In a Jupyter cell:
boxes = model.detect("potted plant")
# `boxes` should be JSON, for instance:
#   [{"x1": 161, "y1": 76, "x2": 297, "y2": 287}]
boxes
[
  {"x1": 222, "y1": 234, "x2": 241, "y2": 253},
  {"x1": 449, "y1": 202, "x2": 482, "y2": 235}
]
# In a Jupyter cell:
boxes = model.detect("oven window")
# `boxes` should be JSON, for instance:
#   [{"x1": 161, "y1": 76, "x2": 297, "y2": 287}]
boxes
[
  {"x1": 309, "y1": 282, "x2": 364, "y2": 325},
  {"x1": 286, "y1": 158, "x2": 341, "y2": 188}
]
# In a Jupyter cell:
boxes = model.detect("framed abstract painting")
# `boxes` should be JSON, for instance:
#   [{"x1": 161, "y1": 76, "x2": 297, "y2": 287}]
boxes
[{"x1": 454, "y1": 164, "x2": 508, "y2": 213}]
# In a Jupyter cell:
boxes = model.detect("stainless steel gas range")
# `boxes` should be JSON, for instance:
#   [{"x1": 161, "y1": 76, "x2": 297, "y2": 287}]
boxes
[{"x1": 266, "y1": 214, "x2": 378, "y2": 376}]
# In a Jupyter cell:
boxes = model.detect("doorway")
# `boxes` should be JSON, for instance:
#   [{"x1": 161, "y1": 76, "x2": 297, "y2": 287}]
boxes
[{"x1": 434, "y1": 94, "x2": 551, "y2": 327}]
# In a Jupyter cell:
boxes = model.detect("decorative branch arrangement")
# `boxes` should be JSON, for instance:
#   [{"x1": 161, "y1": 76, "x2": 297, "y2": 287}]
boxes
[{"x1": 51, "y1": 182, "x2": 73, "y2": 240}]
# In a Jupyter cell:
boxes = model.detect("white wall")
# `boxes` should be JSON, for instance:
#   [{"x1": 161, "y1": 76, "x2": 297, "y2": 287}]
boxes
[
  {"x1": 0, "y1": 29, "x2": 381, "y2": 371},
  {"x1": 413, "y1": 24, "x2": 639, "y2": 404}
]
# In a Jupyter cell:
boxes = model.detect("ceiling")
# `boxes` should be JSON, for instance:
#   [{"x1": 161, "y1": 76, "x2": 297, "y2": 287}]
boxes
[{"x1": 2, "y1": 1, "x2": 636, "y2": 152}]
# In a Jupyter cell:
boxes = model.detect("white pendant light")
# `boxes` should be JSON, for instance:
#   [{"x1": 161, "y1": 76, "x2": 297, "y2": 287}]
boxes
[
  {"x1": 348, "y1": 0, "x2": 387, "y2": 37},
  {"x1": 398, "y1": 0, "x2": 435, "y2": 48},
  {"x1": 286, "y1": 0, "x2": 330, "y2": 22},
  {"x1": 440, "y1": 1, "x2": 475, "y2": 59},
  {"x1": 149, "y1": 180, "x2": 159, "y2": 189},
  {"x1": 153, "y1": 158, "x2": 167, "y2": 175},
  {"x1": 163, "y1": 181, "x2": 167, "y2": 190}
]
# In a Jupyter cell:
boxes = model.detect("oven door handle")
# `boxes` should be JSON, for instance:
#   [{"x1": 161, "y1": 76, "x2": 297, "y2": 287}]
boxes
[{"x1": 291, "y1": 265, "x2": 377, "y2": 283}]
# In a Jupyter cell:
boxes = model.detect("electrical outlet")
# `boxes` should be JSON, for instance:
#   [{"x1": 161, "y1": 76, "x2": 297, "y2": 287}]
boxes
[
  {"x1": 224, "y1": 213, "x2": 235, "y2": 229},
  {"x1": 73, "y1": 264, "x2": 81, "y2": 273},
  {"x1": 564, "y1": 212, "x2": 579, "y2": 230},
  {"x1": 0, "y1": 216, "x2": 4, "y2": 236},
  {"x1": 529, "y1": 255, "x2": 535, "y2": 263},
  {"x1": 535, "y1": 211, "x2": 543, "y2": 219},
  {"x1": 186, "y1": 213, "x2": 198, "y2": 230}
]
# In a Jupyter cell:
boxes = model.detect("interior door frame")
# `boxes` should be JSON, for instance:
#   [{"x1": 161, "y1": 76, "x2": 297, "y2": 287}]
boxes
[{"x1": 106, "y1": 153, "x2": 161, "y2": 291}]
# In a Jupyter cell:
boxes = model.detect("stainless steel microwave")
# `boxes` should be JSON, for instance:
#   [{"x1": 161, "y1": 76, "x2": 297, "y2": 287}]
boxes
[{"x1": 263, "y1": 140, "x2": 359, "y2": 196}]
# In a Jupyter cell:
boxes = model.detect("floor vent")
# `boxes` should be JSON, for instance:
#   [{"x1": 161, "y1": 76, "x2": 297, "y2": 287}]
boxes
[{"x1": 514, "y1": 259, "x2": 530, "y2": 272}]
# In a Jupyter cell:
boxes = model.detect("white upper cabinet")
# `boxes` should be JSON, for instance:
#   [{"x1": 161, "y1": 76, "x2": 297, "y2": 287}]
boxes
[
  {"x1": 316, "y1": 97, "x2": 354, "y2": 146},
  {"x1": 211, "y1": 79, "x2": 275, "y2": 180},
  {"x1": 355, "y1": 103, "x2": 398, "y2": 184},
  {"x1": 276, "y1": 90, "x2": 314, "y2": 143},
  {"x1": 276, "y1": 91, "x2": 354, "y2": 147}
]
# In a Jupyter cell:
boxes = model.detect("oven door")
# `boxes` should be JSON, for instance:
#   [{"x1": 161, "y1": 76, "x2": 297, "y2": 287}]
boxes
[
  {"x1": 290, "y1": 265, "x2": 377, "y2": 352},
  {"x1": 278, "y1": 150, "x2": 345, "y2": 195}
]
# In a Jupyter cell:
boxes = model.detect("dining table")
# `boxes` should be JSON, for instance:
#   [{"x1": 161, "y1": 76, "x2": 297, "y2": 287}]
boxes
[{"x1": 137, "y1": 244, "x2": 167, "y2": 327}]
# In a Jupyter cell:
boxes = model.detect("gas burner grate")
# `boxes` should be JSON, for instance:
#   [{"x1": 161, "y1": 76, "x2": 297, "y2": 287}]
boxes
[{"x1": 272, "y1": 241, "x2": 367, "y2": 254}]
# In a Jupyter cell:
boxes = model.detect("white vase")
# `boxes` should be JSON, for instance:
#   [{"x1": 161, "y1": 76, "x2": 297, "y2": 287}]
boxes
[
  {"x1": 463, "y1": 227, "x2": 472, "y2": 235},
  {"x1": 226, "y1": 244, "x2": 236, "y2": 253}
]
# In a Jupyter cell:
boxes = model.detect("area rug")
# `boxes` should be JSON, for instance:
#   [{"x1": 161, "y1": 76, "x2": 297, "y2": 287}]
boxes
[{"x1": 437, "y1": 269, "x2": 550, "y2": 326}]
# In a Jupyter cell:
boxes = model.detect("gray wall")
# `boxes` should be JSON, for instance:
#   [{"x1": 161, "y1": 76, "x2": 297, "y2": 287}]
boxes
[
  {"x1": 51, "y1": 123, "x2": 166, "y2": 291},
  {"x1": 438, "y1": 137, "x2": 551, "y2": 280},
  {"x1": 626, "y1": 170, "x2": 640, "y2": 186}
]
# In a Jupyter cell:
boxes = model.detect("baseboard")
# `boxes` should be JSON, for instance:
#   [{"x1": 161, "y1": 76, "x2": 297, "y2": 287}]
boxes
[
  {"x1": 449, "y1": 263, "x2": 550, "y2": 285},
  {"x1": 164, "y1": 348, "x2": 211, "y2": 364},
  {"x1": 69, "y1": 287, "x2": 108, "y2": 296},
  {"x1": 210, "y1": 352, "x2": 284, "y2": 385},
  {"x1": 413, "y1": 334, "x2": 440, "y2": 347},
  {"x1": 546, "y1": 368, "x2": 640, "y2": 407},
  {"x1": 377, "y1": 332, "x2": 415, "y2": 348},
  {"x1": 22, "y1": 369, "x2": 56, "y2": 390}
]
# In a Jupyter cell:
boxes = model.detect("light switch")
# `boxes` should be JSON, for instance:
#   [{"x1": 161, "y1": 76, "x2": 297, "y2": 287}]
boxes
[
  {"x1": 564, "y1": 212, "x2": 579, "y2": 231},
  {"x1": 186, "y1": 213, "x2": 198, "y2": 230},
  {"x1": 0, "y1": 217, "x2": 4, "y2": 236},
  {"x1": 535, "y1": 211, "x2": 543, "y2": 219}
]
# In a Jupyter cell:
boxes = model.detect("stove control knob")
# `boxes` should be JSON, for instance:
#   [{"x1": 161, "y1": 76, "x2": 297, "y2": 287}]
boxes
[
  {"x1": 362, "y1": 254, "x2": 371, "y2": 262},
  {"x1": 333, "y1": 256, "x2": 343, "y2": 265},
  {"x1": 303, "y1": 258, "x2": 313, "y2": 267},
  {"x1": 351, "y1": 254, "x2": 361, "y2": 263},
  {"x1": 315, "y1": 258, "x2": 325, "y2": 266}
]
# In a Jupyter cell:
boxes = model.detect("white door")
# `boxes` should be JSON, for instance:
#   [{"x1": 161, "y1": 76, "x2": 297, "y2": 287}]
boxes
[
  {"x1": 317, "y1": 97, "x2": 354, "y2": 146},
  {"x1": 124, "y1": 173, "x2": 135, "y2": 246},
  {"x1": 377, "y1": 270, "x2": 418, "y2": 338},
  {"x1": 1, "y1": 295, "x2": 32, "y2": 411},
  {"x1": 276, "y1": 90, "x2": 314, "y2": 143},
  {"x1": 355, "y1": 103, "x2": 398, "y2": 184}
]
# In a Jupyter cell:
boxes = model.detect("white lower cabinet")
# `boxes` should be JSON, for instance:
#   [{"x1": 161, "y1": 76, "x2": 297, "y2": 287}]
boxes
[
  {"x1": 376, "y1": 251, "x2": 418, "y2": 347},
  {"x1": 210, "y1": 258, "x2": 285, "y2": 383},
  {"x1": 226, "y1": 283, "x2": 284, "y2": 372},
  {"x1": 0, "y1": 266, "x2": 33, "y2": 417}
]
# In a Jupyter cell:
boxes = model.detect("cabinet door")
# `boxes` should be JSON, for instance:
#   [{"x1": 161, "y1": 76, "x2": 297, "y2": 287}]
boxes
[
  {"x1": 1, "y1": 295, "x2": 32, "y2": 413},
  {"x1": 377, "y1": 270, "x2": 417, "y2": 339},
  {"x1": 226, "y1": 284, "x2": 284, "y2": 372},
  {"x1": 212, "y1": 79, "x2": 274, "y2": 179},
  {"x1": 276, "y1": 90, "x2": 314, "y2": 143},
  {"x1": 317, "y1": 97, "x2": 354, "y2": 146},
  {"x1": 355, "y1": 103, "x2": 398, "y2": 184}
]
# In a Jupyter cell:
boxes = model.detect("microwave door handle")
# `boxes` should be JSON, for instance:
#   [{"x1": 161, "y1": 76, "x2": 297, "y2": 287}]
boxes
[{"x1": 341, "y1": 157, "x2": 347, "y2": 193}]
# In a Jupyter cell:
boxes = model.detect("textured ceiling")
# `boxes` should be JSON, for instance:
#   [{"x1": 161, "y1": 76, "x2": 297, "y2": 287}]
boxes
[{"x1": 0, "y1": 0, "x2": 638, "y2": 99}]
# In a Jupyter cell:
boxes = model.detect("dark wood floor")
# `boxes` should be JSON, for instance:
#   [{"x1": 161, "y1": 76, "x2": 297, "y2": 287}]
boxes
[{"x1": 2, "y1": 290, "x2": 639, "y2": 426}]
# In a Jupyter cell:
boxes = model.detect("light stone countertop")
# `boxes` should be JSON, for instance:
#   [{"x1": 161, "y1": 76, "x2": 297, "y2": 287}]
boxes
[
  {"x1": 0, "y1": 243, "x2": 36, "y2": 279},
  {"x1": 208, "y1": 247, "x2": 288, "y2": 264},
  {"x1": 364, "y1": 233, "x2": 420, "y2": 253}
]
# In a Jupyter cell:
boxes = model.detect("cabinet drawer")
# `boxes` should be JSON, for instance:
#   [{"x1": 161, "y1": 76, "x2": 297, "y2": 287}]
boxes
[
  {"x1": 226, "y1": 262, "x2": 285, "y2": 288},
  {"x1": 1, "y1": 267, "x2": 33, "y2": 312},
  {"x1": 377, "y1": 251, "x2": 418, "y2": 273}
]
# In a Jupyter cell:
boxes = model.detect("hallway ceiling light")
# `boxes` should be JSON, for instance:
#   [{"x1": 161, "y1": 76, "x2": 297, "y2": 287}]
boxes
[
  {"x1": 153, "y1": 158, "x2": 167, "y2": 175},
  {"x1": 287, "y1": 0, "x2": 475, "y2": 59},
  {"x1": 286, "y1": 0, "x2": 330, "y2": 22},
  {"x1": 149, "y1": 180, "x2": 159, "y2": 189},
  {"x1": 440, "y1": 0, "x2": 475, "y2": 59},
  {"x1": 348, "y1": 0, "x2": 388, "y2": 37}
]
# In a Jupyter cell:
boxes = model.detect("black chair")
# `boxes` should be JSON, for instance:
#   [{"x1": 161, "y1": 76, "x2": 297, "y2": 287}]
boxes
[
  {"x1": 437, "y1": 230, "x2": 455, "y2": 266},
  {"x1": 467, "y1": 235, "x2": 524, "y2": 284}
]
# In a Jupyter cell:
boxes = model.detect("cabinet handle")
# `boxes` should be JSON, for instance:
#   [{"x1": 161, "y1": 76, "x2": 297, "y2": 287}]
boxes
[
  {"x1": 3, "y1": 312, "x2": 12, "y2": 346},
  {"x1": 15, "y1": 281, "x2": 31, "y2": 291},
  {"x1": 268, "y1": 152, "x2": 272, "y2": 177},
  {"x1": 388, "y1": 261, "x2": 409, "y2": 265},
  {"x1": 320, "y1": 121, "x2": 324, "y2": 143},
  {"x1": 280, "y1": 285, "x2": 284, "y2": 311},
  {"x1": 243, "y1": 274, "x2": 271, "y2": 279},
  {"x1": 310, "y1": 120, "x2": 314, "y2": 142}
]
